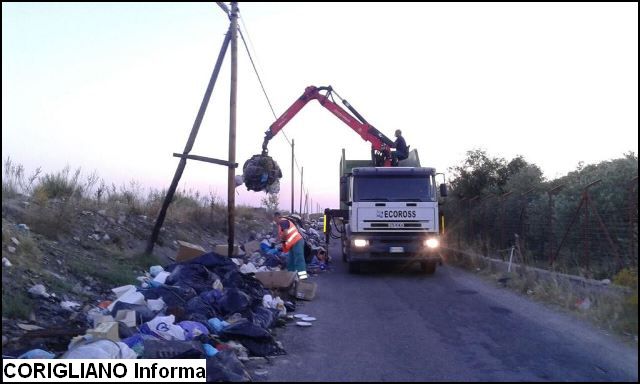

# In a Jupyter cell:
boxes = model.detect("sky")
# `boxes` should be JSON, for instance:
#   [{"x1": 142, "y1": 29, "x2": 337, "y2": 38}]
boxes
[{"x1": 2, "y1": 2, "x2": 638, "y2": 212}]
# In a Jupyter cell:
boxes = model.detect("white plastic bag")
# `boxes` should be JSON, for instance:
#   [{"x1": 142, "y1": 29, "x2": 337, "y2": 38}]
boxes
[
  {"x1": 145, "y1": 315, "x2": 186, "y2": 341},
  {"x1": 147, "y1": 298, "x2": 166, "y2": 311},
  {"x1": 63, "y1": 340, "x2": 137, "y2": 359}
]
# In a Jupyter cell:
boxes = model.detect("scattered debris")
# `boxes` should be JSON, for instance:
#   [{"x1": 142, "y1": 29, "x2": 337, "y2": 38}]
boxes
[
  {"x1": 17, "y1": 324, "x2": 45, "y2": 331},
  {"x1": 576, "y1": 297, "x2": 592, "y2": 311},
  {"x1": 3, "y1": 257, "x2": 13, "y2": 267},
  {"x1": 60, "y1": 301, "x2": 81, "y2": 312},
  {"x1": 28, "y1": 284, "x2": 50, "y2": 298},
  {"x1": 296, "y1": 321, "x2": 312, "y2": 327},
  {"x1": 7, "y1": 246, "x2": 16, "y2": 254}
]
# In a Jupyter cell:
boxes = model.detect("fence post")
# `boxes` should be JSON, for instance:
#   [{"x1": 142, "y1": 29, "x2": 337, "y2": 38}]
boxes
[
  {"x1": 519, "y1": 188, "x2": 535, "y2": 264},
  {"x1": 499, "y1": 191, "x2": 513, "y2": 255},
  {"x1": 547, "y1": 184, "x2": 564, "y2": 266},
  {"x1": 629, "y1": 176, "x2": 638, "y2": 268}
]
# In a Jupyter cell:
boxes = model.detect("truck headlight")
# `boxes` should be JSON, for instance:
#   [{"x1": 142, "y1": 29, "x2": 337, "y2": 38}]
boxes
[
  {"x1": 353, "y1": 239, "x2": 369, "y2": 247},
  {"x1": 425, "y1": 238, "x2": 439, "y2": 249}
]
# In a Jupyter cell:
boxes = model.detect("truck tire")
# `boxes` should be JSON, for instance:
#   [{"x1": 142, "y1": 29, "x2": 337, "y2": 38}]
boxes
[
  {"x1": 341, "y1": 240, "x2": 348, "y2": 263},
  {"x1": 348, "y1": 261, "x2": 360, "y2": 274},
  {"x1": 421, "y1": 261, "x2": 436, "y2": 274}
]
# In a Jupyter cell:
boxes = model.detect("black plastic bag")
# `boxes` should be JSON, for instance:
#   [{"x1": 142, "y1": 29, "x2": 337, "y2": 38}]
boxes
[
  {"x1": 166, "y1": 264, "x2": 219, "y2": 294},
  {"x1": 206, "y1": 350, "x2": 251, "y2": 382},
  {"x1": 242, "y1": 154, "x2": 282, "y2": 192},
  {"x1": 185, "y1": 296, "x2": 218, "y2": 319},
  {"x1": 110, "y1": 302, "x2": 158, "y2": 324},
  {"x1": 218, "y1": 288, "x2": 251, "y2": 316},
  {"x1": 249, "y1": 307, "x2": 276, "y2": 330},
  {"x1": 141, "y1": 285, "x2": 197, "y2": 307},
  {"x1": 142, "y1": 339, "x2": 205, "y2": 359}
]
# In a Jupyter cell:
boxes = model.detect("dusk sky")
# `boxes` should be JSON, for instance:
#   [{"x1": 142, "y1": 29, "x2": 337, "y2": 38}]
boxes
[{"x1": 3, "y1": 2, "x2": 638, "y2": 212}]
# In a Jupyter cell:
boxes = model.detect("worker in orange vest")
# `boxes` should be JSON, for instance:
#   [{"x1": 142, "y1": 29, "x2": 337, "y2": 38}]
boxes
[{"x1": 273, "y1": 212, "x2": 307, "y2": 273}]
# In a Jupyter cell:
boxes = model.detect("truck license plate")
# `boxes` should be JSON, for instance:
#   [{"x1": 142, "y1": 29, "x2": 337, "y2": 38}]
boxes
[{"x1": 389, "y1": 247, "x2": 404, "y2": 253}]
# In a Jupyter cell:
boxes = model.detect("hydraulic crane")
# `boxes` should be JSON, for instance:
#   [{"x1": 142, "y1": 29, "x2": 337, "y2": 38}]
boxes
[{"x1": 261, "y1": 85, "x2": 397, "y2": 167}]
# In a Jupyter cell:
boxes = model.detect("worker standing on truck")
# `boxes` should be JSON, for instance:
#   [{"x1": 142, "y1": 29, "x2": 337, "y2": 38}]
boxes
[
  {"x1": 392, "y1": 129, "x2": 409, "y2": 165},
  {"x1": 273, "y1": 212, "x2": 307, "y2": 274}
]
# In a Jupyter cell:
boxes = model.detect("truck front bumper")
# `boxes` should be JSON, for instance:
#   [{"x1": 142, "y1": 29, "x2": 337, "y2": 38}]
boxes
[{"x1": 347, "y1": 233, "x2": 443, "y2": 263}]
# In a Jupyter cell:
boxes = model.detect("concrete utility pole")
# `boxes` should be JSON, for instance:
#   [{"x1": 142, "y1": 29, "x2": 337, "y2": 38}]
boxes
[
  {"x1": 291, "y1": 139, "x2": 295, "y2": 214},
  {"x1": 227, "y1": 1, "x2": 238, "y2": 257},
  {"x1": 299, "y1": 166, "x2": 304, "y2": 214}
]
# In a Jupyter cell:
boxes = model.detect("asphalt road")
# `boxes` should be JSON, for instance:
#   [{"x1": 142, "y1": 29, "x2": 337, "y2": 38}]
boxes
[{"x1": 251, "y1": 239, "x2": 638, "y2": 382}]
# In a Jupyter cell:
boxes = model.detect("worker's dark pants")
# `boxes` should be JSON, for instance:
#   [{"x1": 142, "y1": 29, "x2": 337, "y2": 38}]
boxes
[{"x1": 286, "y1": 240, "x2": 306, "y2": 272}]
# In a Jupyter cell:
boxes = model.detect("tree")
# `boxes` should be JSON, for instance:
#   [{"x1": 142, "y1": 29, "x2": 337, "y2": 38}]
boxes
[{"x1": 261, "y1": 192, "x2": 279, "y2": 212}]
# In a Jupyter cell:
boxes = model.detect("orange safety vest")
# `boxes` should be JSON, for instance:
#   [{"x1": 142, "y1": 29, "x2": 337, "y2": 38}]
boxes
[{"x1": 278, "y1": 219, "x2": 303, "y2": 253}]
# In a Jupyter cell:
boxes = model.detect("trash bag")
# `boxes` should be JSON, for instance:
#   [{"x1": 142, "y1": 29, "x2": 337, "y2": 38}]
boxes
[
  {"x1": 185, "y1": 296, "x2": 218, "y2": 319},
  {"x1": 221, "y1": 318, "x2": 271, "y2": 339},
  {"x1": 221, "y1": 320, "x2": 286, "y2": 357},
  {"x1": 242, "y1": 154, "x2": 282, "y2": 192},
  {"x1": 250, "y1": 307, "x2": 276, "y2": 329},
  {"x1": 208, "y1": 317, "x2": 230, "y2": 334},
  {"x1": 206, "y1": 350, "x2": 251, "y2": 382},
  {"x1": 144, "y1": 315, "x2": 186, "y2": 341},
  {"x1": 218, "y1": 288, "x2": 251, "y2": 316},
  {"x1": 141, "y1": 285, "x2": 197, "y2": 307},
  {"x1": 18, "y1": 349, "x2": 55, "y2": 359},
  {"x1": 142, "y1": 339, "x2": 205, "y2": 359},
  {"x1": 118, "y1": 321, "x2": 135, "y2": 339},
  {"x1": 63, "y1": 339, "x2": 137, "y2": 359},
  {"x1": 185, "y1": 312, "x2": 210, "y2": 327},
  {"x1": 110, "y1": 302, "x2": 158, "y2": 324},
  {"x1": 178, "y1": 321, "x2": 210, "y2": 340},
  {"x1": 199, "y1": 289, "x2": 223, "y2": 307},
  {"x1": 166, "y1": 264, "x2": 219, "y2": 294},
  {"x1": 239, "y1": 337, "x2": 287, "y2": 357}
]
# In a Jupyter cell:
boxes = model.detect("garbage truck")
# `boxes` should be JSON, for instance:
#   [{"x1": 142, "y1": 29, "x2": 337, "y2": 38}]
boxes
[
  {"x1": 324, "y1": 148, "x2": 447, "y2": 274},
  {"x1": 253, "y1": 85, "x2": 447, "y2": 274}
]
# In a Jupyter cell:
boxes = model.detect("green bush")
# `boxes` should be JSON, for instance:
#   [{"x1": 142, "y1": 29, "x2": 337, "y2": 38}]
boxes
[{"x1": 33, "y1": 166, "x2": 83, "y2": 200}]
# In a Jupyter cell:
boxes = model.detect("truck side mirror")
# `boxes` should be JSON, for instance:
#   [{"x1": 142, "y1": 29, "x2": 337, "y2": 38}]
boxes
[
  {"x1": 440, "y1": 183, "x2": 448, "y2": 197},
  {"x1": 340, "y1": 176, "x2": 348, "y2": 202}
]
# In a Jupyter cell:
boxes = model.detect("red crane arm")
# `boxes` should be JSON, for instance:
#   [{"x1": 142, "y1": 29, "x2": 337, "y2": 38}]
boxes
[{"x1": 261, "y1": 86, "x2": 395, "y2": 158}]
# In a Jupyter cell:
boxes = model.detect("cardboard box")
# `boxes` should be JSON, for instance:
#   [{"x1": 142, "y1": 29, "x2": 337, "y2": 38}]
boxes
[
  {"x1": 176, "y1": 240, "x2": 206, "y2": 263},
  {"x1": 296, "y1": 280, "x2": 317, "y2": 301},
  {"x1": 254, "y1": 271, "x2": 297, "y2": 300},
  {"x1": 115, "y1": 310, "x2": 137, "y2": 328},
  {"x1": 243, "y1": 240, "x2": 262, "y2": 255},
  {"x1": 214, "y1": 244, "x2": 241, "y2": 256},
  {"x1": 87, "y1": 321, "x2": 120, "y2": 342},
  {"x1": 253, "y1": 271, "x2": 296, "y2": 289}
]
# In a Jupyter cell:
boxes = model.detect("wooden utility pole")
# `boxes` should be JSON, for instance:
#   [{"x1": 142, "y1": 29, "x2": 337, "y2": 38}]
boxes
[
  {"x1": 291, "y1": 139, "x2": 295, "y2": 214},
  {"x1": 146, "y1": 23, "x2": 232, "y2": 255},
  {"x1": 227, "y1": 2, "x2": 238, "y2": 257},
  {"x1": 299, "y1": 166, "x2": 304, "y2": 214}
]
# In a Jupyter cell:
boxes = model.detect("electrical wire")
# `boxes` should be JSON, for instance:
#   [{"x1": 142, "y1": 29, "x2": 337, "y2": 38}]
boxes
[{"x1": 237, "y1": 8, "x2": 312, "y2": 204}]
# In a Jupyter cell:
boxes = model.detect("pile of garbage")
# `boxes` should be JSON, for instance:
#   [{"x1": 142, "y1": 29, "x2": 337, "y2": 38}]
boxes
[
  {"x1": 235, "y1": 216, "x2": 329, "y2": 275},
  {"x1": 241, "y1": 154, "x2": 282, "y2": 193},
  {"x1": 5, "y1": 249, "x2": 309, "y2": 381}
]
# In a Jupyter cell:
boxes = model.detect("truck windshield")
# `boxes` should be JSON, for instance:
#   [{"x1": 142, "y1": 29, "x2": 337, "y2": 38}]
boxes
[{"x1": 353, "y1": 176, "x2": 434, "y2": 202}]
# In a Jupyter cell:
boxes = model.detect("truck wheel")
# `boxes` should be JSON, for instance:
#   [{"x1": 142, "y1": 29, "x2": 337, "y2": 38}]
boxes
[
  {"x1": 421, "y1": 261, "x2": 436, "y2": 274},
  {"x1": 348, "y1": 261, "x2": 360, "y2": 274}
]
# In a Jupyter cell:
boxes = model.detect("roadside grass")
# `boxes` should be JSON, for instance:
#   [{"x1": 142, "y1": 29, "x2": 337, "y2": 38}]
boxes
[
  {"x1": 2, "y1": 288, "x2": 34, "y2": 319},
  {"x1": 448, "y1": 246, "x2": 638, "y2": 340},
  {"x1": 1, "y1": 159, "x2": 274, "y2": 326}
]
